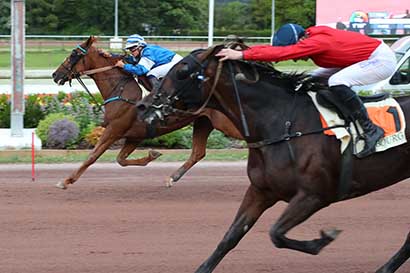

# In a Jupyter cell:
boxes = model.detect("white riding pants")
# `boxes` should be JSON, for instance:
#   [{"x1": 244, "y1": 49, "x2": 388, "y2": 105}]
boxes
[
  {"x1": 147, "y1": 54, "x2": 183, "y2": 79},
  {"x1": 311, "y1": 42, "x2": 397, "y2": 87}
]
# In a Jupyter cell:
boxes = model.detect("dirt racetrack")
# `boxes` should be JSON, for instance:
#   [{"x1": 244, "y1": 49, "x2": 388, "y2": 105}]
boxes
[{"x1": 1, "y1": 161, "x2": 410, "y2": 273}]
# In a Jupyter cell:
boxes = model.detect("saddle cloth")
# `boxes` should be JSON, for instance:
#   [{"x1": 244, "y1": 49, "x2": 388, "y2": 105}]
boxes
[{"x1": 308, "y1": 92, "x2": 407, "y2": 154}]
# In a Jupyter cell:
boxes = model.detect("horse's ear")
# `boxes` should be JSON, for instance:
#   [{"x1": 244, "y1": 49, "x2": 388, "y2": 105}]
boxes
[{"x1": 86, "y1": 36, "x2": 97, "y2": 47}]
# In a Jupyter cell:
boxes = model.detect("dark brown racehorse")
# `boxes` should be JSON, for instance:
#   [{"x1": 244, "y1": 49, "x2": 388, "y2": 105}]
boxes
[
  {"x1": 136, "y1": 45, "x2": 410, "y2": 273},
  {"x1": 51, "y1": 36, "x2": 242, "y2": 189}
]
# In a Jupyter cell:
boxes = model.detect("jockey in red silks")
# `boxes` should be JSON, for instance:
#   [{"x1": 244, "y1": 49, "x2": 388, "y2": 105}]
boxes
[{"x1": 217, "y1": 24, "x2": 397, "y2": 158}]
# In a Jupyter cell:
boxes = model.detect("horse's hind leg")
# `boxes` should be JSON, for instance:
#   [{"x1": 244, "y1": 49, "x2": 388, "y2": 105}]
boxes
[
  {"x1": 269, "y1": 191, "x2": 342, "y2": 255},
  {"x1": 168, "y1": 117, "x2": 213, "y2": 187},
  {"x1": 116, "y1": 139, "x2": 162, "y2": 166},
  {"x1": 375, "y1": 232, "x2": 410, "y2": 273},
  {"x1": 56, "y1": 127, "x2": 119, "y2": 189},
  {"x1": 195, "y1": 185, "x2": 277, "y2": 273}
]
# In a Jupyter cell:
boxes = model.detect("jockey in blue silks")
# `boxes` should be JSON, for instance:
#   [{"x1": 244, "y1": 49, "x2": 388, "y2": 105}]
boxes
[{"x1": 115, "y1": 34, "x2": 183, "y2": 89}]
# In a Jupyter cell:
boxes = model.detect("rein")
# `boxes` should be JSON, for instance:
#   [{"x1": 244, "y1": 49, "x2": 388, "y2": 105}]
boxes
[
  {"x1": 190, "y1": 59, "x2": 224, "y2": 115},
  {"x1": 166, "y1": 57, "x2": 225, "y2": 117},
  {"x1": 228, "y1": 61, "x2": 250, "y2": 137},
  {"x1": 75, "y1": 76, "x2": 104, "y2": 112},
  {"x1": 79, "y1": 65, "x2": 116, "y2": 76},
  {"x1": 66, "y1": 45, "x2": 138, "y2": 110}
]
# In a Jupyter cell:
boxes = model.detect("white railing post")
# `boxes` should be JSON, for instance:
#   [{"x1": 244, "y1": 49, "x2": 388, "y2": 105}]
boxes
[
  {"x1": 208, "y1": 0, "x2": 214, "y2": 47},
  {"x1": 10, "y1": 0, "x2": 25, "y2": 137}
]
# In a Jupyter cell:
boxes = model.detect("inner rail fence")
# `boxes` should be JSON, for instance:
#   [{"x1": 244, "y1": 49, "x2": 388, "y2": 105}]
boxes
[
  {"x1": 0, "y1": 35, "x2": 401, "y2": 52},
  {"x1": 0, "y1": 35, "x2": 272, "y2": 52}
]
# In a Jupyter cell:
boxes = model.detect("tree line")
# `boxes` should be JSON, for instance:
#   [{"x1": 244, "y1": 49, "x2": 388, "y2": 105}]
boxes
[{"x1": 0, "y1": 0, "x2": 315, "y2": 37}]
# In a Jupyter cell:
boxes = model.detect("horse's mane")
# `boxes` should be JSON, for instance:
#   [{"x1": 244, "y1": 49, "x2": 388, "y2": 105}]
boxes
[
  {"x1": 233, "y1": 59, "x2": 326, "y2": 93},
  {"x1": 86, "y1": 45, "x2": 138, "y2": 79},
  {"x1": 190, "y1": 44, "x2": 327, "y2": 93}
]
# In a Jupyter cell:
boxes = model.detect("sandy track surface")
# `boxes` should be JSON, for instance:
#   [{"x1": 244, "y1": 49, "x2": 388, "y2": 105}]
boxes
[{"x1": 1, "y1": 162, "x2": 409, "y2": 273}]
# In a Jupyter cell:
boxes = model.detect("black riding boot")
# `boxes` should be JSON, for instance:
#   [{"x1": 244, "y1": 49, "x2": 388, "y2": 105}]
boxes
[
  {"x1": 330, "y1": 85, "x2": 384, "y2": 158},
  {"x1": 149, "y1": 77, "x2": 161, "y2": 91}
]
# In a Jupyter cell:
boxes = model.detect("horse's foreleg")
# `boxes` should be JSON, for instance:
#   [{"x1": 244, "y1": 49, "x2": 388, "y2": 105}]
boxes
[
  {"x1": 116, "y1": 139, "x2": 162, "y2": 166},
  {"x1": 167, "y1": 117, "x2": 213, "y2": 187},
  {"x1": 56, "y1": 128, "x2": 119, "y2": 190},
  {"x1": 195, "y1": 185, "x2": 276, "y2": 273},
  {"x1": 375, "y1": 232, "x2": 410, "y2": 273},
  {"x1": 269, "y1": 191, "x2": 341, "y2": 255}
]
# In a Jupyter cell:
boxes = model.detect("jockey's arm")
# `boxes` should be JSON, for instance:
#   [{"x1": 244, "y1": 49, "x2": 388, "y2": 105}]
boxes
[{"x1": 123, "y1": 63, "x2": 149, "y2": 76}]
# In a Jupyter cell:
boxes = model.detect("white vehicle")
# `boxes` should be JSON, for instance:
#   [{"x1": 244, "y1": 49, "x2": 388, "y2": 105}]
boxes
[{"x1": 354, "y1": 36, "x2": 410, "y2": 94}]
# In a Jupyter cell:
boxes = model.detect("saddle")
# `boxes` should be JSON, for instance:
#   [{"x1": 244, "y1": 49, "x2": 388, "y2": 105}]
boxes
[{"x1": 316, "y1": 89, "x2": 389, "y2": 121}]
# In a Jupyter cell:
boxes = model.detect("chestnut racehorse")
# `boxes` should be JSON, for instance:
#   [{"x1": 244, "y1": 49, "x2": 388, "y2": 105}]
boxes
[
  {"x1": 137, "y1": 45, "x2": 410, "y2": 273},
  {"x1": 51, "y1": 36, "x2": 242, "y2": 189}
]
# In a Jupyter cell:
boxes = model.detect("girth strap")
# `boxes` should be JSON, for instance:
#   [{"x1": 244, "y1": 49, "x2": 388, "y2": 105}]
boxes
[
  {"x1": 103, "y1": 95, "x2": 138, "y2": 105},
  {"x1": 247, "y1": 124, "x2": 346, "y2": 149}
]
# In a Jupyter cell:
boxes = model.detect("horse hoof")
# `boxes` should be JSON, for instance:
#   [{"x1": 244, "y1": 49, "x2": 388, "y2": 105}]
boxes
[
  {"x1": 166, "y1": 178, "x2": 174, "y2": 188},
  {"x1": 321, "y1": 228, "x2": 342, "y2": 240},
  {"x1": 149, "y1": 150, "x2": 162, "y2": 159},
  {"x1": 55, "y1": 181, "x2": 67, "y2": 190}
]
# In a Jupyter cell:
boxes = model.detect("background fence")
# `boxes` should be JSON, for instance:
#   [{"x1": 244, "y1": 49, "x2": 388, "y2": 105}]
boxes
[{"x1": 0, "y1": 35, "x2": 274, "y2": 52}]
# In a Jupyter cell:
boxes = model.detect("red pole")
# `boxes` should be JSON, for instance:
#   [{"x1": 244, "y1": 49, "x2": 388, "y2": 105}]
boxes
[{"x1": 31, "y1": 131, "x2": 35, "y2": 181}]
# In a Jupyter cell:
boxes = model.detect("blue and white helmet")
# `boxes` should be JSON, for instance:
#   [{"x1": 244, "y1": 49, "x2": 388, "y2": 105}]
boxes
[{"x1": 124, "y1": 34, "x2": 147, "y2": 50}]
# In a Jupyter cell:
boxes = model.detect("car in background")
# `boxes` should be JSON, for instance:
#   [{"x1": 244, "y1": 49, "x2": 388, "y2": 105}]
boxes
[
  {"x1": 391, "y1": 35, "x2": 410, "y2": 60},
  {"x1": 354, "y1": 36, "x2": 410, "y2": 94}
]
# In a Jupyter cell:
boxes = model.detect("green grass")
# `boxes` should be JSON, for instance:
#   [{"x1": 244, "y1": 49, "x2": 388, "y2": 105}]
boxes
[
  {"x1": 0, "y1": 149, "x2": 249, "y2": 164},
  {"x1": 0, "y1": 48, "x2": 317, "y2": 71},
  {"x1": 0, "y1": 50, "x2": 72, "y2": 69},
  {"x1": 0, "y1": 50, "x2": 192, "y2": 69},
  {"x1": 275, "y1": 59, "x2": 316, "y2": 72}
]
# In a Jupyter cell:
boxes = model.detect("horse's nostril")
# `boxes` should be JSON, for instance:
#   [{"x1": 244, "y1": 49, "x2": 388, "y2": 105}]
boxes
[{"x1": 52, "y1": 72, "x2": 56, "y2": 78}]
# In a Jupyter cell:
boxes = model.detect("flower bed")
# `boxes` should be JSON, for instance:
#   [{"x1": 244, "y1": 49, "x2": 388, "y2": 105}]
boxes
[{"x1": 0, "y1": 92, "x2": 242, "y2": 149}]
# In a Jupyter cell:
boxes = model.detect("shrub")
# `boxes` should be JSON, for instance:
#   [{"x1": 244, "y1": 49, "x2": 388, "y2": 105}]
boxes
[
  {"x1": 85, "y1": 126, "x2": 105, "y2": 146},
  {"x1": 36, "y1": 113, "x2": 76, "y2": 145},
  {"x1": 59, "y1": 92, "x2": 103, "y2": 138},
  {"x1": 140, "y1": 126, "x2": 235, "y2": 149},
  {"x1": 24, "y1": 94, "x2": 45, "y2": 128},
  {"x1": 47, "y1": 119, "x2": 80, "y2": 149},
  {"x1": 206, "y1": 130, "x2": 232, "y2": 149},
  {"x1": 31, "y1": 92, "x2": 104, "y2": 141},
  {"x1": 0, "y1": 94, "x2": 10, "y2": 128},
  {"x1": 141, "y1": 126, "x2": 193, "y2": 148}
]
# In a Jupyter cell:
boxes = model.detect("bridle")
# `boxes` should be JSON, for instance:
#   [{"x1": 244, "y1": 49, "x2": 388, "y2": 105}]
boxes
[
  {"x1": 148, "y1": 51, "x2": 225, "y2": 122},
  {"x1": 60, "y1": 45, "x2": 89, "y2": 80},
  {"x1": 148, "y1": 48, "x2": 251, "y2": 137},
  {"x1": 60, "y1": 44, "x2": 138, "y2": 111}
]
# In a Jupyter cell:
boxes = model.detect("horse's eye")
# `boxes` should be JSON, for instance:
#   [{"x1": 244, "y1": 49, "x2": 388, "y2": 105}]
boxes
[{"x1": 176, "y1": 64, "x2": 191, "y2": 80}]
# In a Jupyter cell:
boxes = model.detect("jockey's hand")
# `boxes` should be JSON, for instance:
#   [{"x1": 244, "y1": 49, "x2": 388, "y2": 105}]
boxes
[
  {"x1": 115, "y1": 60, "x2": 125, "y2": 68},
  {"x1": 98, "y1": 49, "x2": 112, "y2": 58},
  {"x1": 215, "y1": 48, "x2": 243, "y2": 61}
]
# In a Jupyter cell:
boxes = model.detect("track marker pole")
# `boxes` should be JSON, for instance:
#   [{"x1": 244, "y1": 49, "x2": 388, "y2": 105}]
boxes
[{"x1": 31, "y1": 131, "x2": 35, "y2": 182}]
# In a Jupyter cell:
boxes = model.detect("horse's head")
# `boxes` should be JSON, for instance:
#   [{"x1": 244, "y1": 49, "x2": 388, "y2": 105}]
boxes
[
  {"x1": 136, "y1": 45, "x2": 225, "y2": 124},
  {"x1": 52, "y1": 36, "x2": 121, "y2": 85}
]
